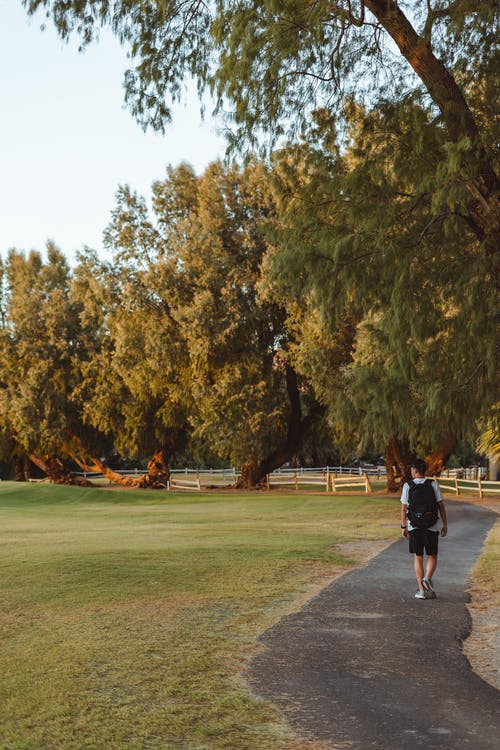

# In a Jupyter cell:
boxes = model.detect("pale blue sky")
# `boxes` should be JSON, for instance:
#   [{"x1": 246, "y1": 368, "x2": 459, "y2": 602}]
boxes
[{"x1": 0, "y1": 0, "x2": 226, "y2": 265}]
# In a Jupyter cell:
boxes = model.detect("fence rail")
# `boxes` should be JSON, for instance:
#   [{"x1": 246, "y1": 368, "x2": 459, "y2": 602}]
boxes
[
  {"x1": 438, "y1": 467, "x2": 487, "y2": 480},
  {"x1": 331, "y1": 472, "x2": 372, "y2": 494},
  {"x1": 169, "y1": 476, "x2": 201, "y2": 491},
  {"x1": 266, "y1": 471, "x2": 329, "y2": 491},
  {"x1": 266, "y1": 470, "x2": 373, "y2": 494},
  {"x1": 68, "y1": 465, "x2": 497, "y2": 495},
  {"x1": 436, "y1": 475, "x2": 500, "y2": 499},
  {"x1": 268, "y1": 465, "x2": 386, "y2": 478}
]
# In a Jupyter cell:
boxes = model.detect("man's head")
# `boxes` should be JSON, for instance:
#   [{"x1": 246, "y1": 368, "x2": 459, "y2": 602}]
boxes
[{"x1": 411, "y1": 459, "x2": 427, "y2": 477}]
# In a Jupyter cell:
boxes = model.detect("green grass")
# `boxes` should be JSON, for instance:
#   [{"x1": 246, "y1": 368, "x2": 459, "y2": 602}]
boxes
[
  {"x1": 471, "y1": 513, "x2": 500, "y2": 596},
  {"x1": 0, "y1": 482, "x2": 400, "y2": 750}
]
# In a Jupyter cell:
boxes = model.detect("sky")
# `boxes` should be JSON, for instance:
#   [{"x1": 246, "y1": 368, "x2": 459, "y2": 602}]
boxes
[{"x1": 0, "y1": 0, "x2": 227, "y2": 265}]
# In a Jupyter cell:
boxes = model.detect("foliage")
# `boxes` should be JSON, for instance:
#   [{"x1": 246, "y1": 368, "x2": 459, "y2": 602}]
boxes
[
  {"x1": 24, "y1": 1, "x2": 498, "y2": 143},
  {"x1": 102, "y1": 160, "x2": 322, "y2": 475},
  {"x1": 71, "y1": 239, "x2": 190, "y2": 463},
  {"x1": 266, "y1": 101, "x2": 497, "y2": 456},
  {"x1": 0, "y1": 245, "x2": 109, "y2": 464},
  {"x1": 24, "y1": 2, "x2": 499, "y2": 256},
  {"x1": 477, "y1": 404, "x2": 500, "y2": 459},
  {"x1": 17, "y1": 0, "x2": 498, "y2": 471}
]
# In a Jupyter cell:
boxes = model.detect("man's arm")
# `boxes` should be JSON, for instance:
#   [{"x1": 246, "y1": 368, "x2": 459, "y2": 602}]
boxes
[
  {"x1": 400, "y1": 482, "x2": 409, "y2": 537},
  {"x1": 438, "y1": 500, "x2": 448, "y2": 537},
  {"x1": 401, "y1": 502, "x2": 408, "y2": 537}
]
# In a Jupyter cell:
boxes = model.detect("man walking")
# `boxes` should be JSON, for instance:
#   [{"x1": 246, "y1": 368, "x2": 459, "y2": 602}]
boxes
[{"x1": 401, "y1": 459, "x2": 448, "y2": 599}]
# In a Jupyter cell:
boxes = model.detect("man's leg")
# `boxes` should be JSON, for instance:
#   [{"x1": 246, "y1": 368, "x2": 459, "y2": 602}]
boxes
[
  {"x1": 421, "y1": 532, "x2": 439, "y2": 595},
  {"x1": 414, "y1": 554, "x2": 425, "y2": 589},
  {"x1": 425, "y1": 554, "x2": 438, "y2": 581}
]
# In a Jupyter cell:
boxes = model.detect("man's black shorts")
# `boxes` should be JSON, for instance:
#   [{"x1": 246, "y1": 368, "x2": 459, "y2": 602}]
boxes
[{"x1": 409, "y1": 529, "x2": 439, "y2": 556}]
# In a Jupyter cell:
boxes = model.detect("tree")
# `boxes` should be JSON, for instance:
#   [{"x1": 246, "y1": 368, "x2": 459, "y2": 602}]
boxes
[
  {"x1": 103, "y1": 160, "x2": 326, "y2": 486},
  {"x1": 24, "y1": 1, "x2": 499, "y2": 278},
  {"x1": 0, "y1": 245, "x2": 107, "y2": 482},
  {"x1": 70, "y1": 207, "x2": 192, "y2": 486},
  {"x1": 265, "y1": 101, "x2": 497, "y2": 488}
]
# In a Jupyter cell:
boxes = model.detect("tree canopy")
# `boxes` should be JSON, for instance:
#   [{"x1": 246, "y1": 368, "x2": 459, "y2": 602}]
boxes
[
  {"x1": 0, "y1": 245, "x2": 112, "y2": 482},
  {"x1": 24, "y1": 1, "x2": 499, "y2": 269},
  {"x1": 266, "y1": 100, "x2": 497, "y2": 481},
  {"x1": 102, "y1": 160, "x2": 328, "y2": 485},
  {"x1": 1, "y1": 145, "x2": 495, "y2": 485},
  {"x1": 6, "y1": 1, "x2": 499, "y2": 482}
]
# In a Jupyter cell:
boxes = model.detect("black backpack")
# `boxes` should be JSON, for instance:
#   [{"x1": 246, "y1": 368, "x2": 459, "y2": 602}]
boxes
[{"x1": 406, "y1": 479, "x2": 439, "y2": 529}]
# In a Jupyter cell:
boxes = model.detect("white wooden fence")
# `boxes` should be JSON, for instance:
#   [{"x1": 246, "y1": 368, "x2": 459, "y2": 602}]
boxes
[
  {"x1": 435, "y1": 475, "x2": 500, "y2": 499},
  {"x1": 68, "y1": 464, "x2": 497, "y2": 497},
  {"x1": 267, "y1": 469, "x2": 372, "y2": 494},
  {"x1": 331, "y1": 472, "x2": 372, "y2": 494},
  {"x1": 266, "y1": 471, "x2": 330, "y2": 491},
  {"x1": 169, "y1": 475, "x2": 201, "y2": 491}
]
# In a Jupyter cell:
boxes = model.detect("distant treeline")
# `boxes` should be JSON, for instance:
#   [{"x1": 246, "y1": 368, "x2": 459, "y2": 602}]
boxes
[{"x1": 0, "y1": 146, "x2": 496, "y2": 490}]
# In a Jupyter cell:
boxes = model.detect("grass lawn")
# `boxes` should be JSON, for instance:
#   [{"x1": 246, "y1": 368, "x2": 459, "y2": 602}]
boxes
[
  {"x1": 471, "y1": 509, "x2": 500, "y2": 596},
  {"x1": 0, "y1": 482, "x2": 400, "y2": 750}
]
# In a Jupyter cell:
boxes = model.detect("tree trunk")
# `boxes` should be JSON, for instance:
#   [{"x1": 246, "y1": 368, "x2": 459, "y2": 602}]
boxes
[
  {"x1": 12, "y1": 455, "x2": 30, "y2": 482},
  {"x1": 66, "y1": 434, "x2": 170, "y2": 488},
  {"x1": 236, "y1": 366, "x2": 325, "y2": 489},
  {"x1": 384, "y1": 436, "x2": 415, "y2": 492},
  {"x1": 72, "y1": 453, "x2": 149, "y2": 488},
  {"x1": 425, "y1": 435, "x2": 456, "y2": 477},
  {"x1": 238, "y1": 462, "x2": 265, "y2": 489},
  {"x1": 366, "y1": 1, "x2": 500, "y2": 278},
  {"x1": 147, "y1": 449, "x2": 170, "y2": 487},
  {"x1": 28, "y1": 454, "x2": 92, "y2": 486}
]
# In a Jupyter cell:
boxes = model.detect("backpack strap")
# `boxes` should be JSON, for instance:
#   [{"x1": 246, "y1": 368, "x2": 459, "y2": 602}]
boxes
[{"x1": 424, "y1": 478, "x2": 437, "y2": 498}]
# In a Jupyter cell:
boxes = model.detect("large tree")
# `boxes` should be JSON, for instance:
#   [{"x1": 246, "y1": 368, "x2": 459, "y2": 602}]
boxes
[
  {"x1": 103, "y1": 160, "x2": 326, "y2": 486},
  {"x1": 266, "y1": 100, "x2": 497, "y2": 487},
  {"x1": 70, "y1": 206, "x2": 193, "y2": 485},
  {"x1": 24, "y1": 1, "x2": 499, "y2": 278},
  {"x1": 0, "y1": 245, "x2": 109, "y2": 482}
]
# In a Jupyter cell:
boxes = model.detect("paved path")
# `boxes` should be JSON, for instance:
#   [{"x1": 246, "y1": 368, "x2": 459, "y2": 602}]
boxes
[{"x1": 248, "y1": 501, "x2": 499, "y2": 749}]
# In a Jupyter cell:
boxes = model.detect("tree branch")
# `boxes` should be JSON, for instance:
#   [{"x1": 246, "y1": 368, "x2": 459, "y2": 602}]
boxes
[
  {"x1": 346, "y1": 0, "x2": 365, "y2": 27},
  {"x1": 365, "y1": 0, "x2": 478, "y2": 143},
  {"x1": 424, "y1": 1, "x2": 462, "y2": 44}
]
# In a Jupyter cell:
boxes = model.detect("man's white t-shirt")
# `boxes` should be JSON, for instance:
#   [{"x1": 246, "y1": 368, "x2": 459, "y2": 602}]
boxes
[{"x1": 400, "y1": 477, "x2": 443, "y2": 532}]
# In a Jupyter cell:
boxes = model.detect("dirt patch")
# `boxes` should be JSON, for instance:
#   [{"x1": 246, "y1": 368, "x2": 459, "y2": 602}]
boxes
[
  {"x1": 461, "y1": 497, "x2": 500, "y2": 691},
  {"x1": 335, "y1": 539, "x2": 392, "y2": 563},
  {"x1": 463, "y1": 590, "x2": 500, "y2": 690}
]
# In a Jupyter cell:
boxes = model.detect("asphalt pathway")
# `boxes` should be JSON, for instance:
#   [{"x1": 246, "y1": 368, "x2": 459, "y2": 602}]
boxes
[{"x1": 248, "y1": 501, "x2": 499, "y2": 750}]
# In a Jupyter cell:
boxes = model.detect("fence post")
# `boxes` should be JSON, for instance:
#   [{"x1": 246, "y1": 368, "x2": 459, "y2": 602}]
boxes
[
  {"x1": 266, "y1": 474, "x2": 270, "y2": 491},
  {"x1": 364, "y1": 473, "x2": 372, "y2": 494},
  {"x1": 325, "y1": 468, "x2": 330, "y2": 493},
  {"x1": 294, "y1": 472, "x2": 299, "y2": 491},
  {"x1": 477, "y1": 474, "x2": 483, "y2": 499},
  {"x1": 454, "y1": 477, "x2": 459, "y2": 496}
]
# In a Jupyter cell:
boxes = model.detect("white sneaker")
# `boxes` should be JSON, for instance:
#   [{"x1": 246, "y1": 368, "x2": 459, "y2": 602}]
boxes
[
  {"x1": 422, "y1": 578, "x2": 437, "y2": 598},
  {"x1": 415, "y1": 590, "x2": 428, "y2": 599}
]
